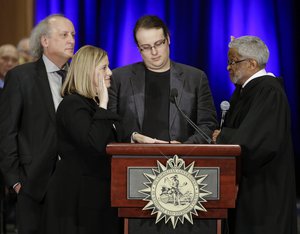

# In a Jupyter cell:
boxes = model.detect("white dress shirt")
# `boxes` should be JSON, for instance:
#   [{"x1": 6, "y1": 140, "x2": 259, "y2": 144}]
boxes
[
  {"x1": 42, "y1": 55, "x2": 66, "y2": 111},
  {"x1": 243, "y1": 69, "x2": 275, "y2": 88}
]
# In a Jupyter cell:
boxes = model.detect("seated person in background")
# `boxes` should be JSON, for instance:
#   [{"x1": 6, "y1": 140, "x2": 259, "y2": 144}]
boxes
[
  {"x1": 0, "y1": 44, "x2": 18, "y2": 90},
  {"x1": 0, "y1": 43, "x2": 19, "y2": 232},
  {"x1": 40, "y1": 45, "x2": 123, "y2": 234},
  {"x1": 17, "y1": 38, "x2": 35, "y2": 64}
]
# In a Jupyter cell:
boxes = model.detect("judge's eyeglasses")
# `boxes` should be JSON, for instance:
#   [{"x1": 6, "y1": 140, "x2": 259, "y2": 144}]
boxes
[{"x1": 227, "y1": 59, "x2": 249, "y2": 66}]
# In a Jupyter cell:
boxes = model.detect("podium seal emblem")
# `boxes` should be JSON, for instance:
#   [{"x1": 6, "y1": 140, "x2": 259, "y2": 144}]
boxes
[{"x1": 139, "y1": 155, "x2": 211, "y2": 228}]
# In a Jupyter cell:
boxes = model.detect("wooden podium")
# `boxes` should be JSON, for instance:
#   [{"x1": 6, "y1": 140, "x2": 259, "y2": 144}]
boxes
[{"x1": 106, "y1": 143, "x2": 241, "y2": 234}]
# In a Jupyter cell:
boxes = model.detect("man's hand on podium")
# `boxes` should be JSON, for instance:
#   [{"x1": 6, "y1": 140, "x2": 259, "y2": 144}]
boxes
[{"x1": 131, "y1": 132, "x2": 169, "y2": 144}]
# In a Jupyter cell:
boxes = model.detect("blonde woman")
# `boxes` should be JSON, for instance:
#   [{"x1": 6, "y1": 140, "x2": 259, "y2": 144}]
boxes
[{"x1": 41, "y1": 45, "x2": 122, "y2": 234}]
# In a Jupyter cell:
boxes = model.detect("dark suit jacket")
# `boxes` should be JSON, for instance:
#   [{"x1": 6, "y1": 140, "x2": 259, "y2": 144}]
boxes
[
  {"x1": 108, "y1": 61, "x2": 217, "y2": 143},
  {"x1": 40, "y1": 94, "x2": 122, "y2": 233},
  {"x1": 0, "y1": 58, "x2": 58, "y2": 202}
]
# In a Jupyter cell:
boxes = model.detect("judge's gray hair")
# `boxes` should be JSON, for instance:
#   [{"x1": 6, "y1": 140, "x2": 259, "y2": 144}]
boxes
[
  {"x1": 29, "y1": 14, "x2": 65, "y2": 59},
  {"x1": 229, "y1": 36, "x2": 269, "y2": 68}
]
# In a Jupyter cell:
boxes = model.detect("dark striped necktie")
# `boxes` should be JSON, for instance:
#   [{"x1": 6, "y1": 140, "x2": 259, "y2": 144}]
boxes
[{"x1": 56, "y1": 70, "x2": 67, "y2": 84}]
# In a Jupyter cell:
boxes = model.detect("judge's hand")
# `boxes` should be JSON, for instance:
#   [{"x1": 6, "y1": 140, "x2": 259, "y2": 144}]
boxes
[
  {"x1": 212, "y1": 130, "x2": 221, "y2": 143},
  {"x1": 14, "y1": 183, "x2": 21, "y2": 194},
  {"x1": 132, "y1": 133, "x2": 168, "y2": 144},
  {"x1": 170, "y1": 140, "x2": 181, "y2": 144}
]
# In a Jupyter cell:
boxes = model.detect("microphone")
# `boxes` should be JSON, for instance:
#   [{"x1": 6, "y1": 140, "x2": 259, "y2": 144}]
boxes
[
  {"x1": 170, "y1": 88, "x2": 212, "y2": 144},
  {"x1": 219, "y1": 100, "x2": 230, "y2": 129}
]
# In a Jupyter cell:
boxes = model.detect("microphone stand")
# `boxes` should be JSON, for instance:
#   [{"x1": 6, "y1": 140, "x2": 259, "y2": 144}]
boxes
[{"x1": 173, "y1": 96, "x2": 212, "y2": 144}]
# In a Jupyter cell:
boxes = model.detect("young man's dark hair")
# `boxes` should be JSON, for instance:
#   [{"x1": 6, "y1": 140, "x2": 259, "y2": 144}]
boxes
[{"x1": 133, "y1": 15, "x2": 170, "y2": 45}]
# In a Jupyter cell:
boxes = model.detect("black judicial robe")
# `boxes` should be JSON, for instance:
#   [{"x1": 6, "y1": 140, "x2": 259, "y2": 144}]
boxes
[{"x1": 217, "y1": 76, "x2": 297, "y2": 234}]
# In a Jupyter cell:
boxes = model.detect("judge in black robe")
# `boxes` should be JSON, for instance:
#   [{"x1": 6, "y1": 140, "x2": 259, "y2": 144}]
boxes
[{"x1": 213, "y1": 36, "x2": 297, "y2": 234}]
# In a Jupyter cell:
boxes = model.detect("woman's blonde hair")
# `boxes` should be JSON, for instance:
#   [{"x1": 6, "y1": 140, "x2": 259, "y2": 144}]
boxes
[{"x1": 62, "y1": 45, "x2": 107, "y2": 99}]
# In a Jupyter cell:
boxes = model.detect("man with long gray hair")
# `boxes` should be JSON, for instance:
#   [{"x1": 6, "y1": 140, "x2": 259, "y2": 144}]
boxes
[
  {"x1": 213, "y1": 36, "x2": 297, "y2": 234},
  {"x1": 0, "y1": 14, "x2": 75, "y2": 234}
]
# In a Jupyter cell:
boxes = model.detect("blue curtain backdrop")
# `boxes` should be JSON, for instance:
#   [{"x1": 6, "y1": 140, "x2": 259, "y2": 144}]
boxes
[{"x1": 34, "y1": 0, "x2": 299, "y2": 193}]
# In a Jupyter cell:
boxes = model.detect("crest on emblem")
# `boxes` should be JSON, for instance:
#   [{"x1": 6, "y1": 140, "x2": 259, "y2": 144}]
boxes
[{"x1": 139, "y1": 155, "x2": 211, "y2": 228}]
